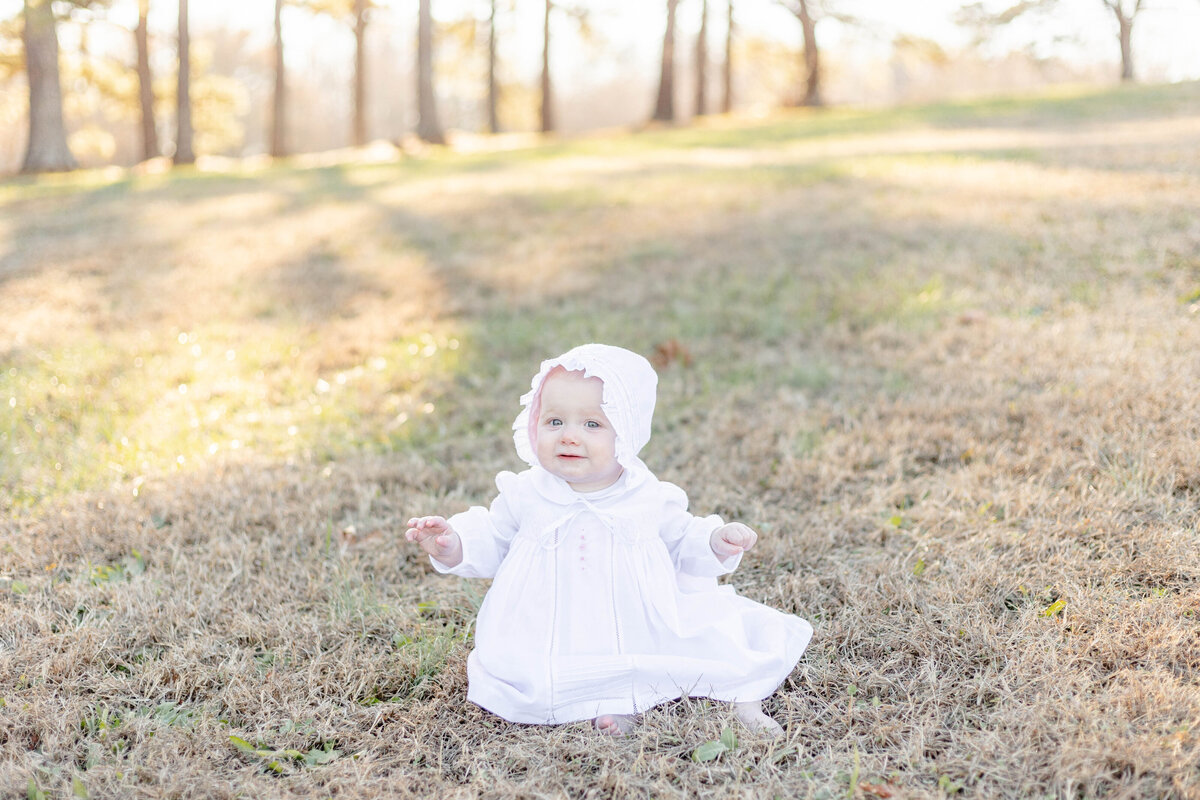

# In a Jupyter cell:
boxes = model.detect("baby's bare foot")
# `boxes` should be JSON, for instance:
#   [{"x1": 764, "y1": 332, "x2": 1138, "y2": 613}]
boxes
[
  {"x1": 593, "y1": 713, "x2": 637, "y2": 737},
  {"x1": 733, "y1": 701, "x2": 784, "y2": 738}
]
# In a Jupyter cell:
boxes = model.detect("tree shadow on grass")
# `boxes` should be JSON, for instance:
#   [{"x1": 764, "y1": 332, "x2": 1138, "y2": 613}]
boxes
[{"x1": 3, "y1": 94, "x2": 1199, "y2": 509}]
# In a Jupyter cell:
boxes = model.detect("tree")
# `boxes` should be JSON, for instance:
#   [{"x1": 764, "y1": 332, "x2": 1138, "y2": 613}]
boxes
[
  {"x1": 271, "y1": 0, "x2": 286, "y2": 156},
  {"x1": 776, "y1": 0, "x2": 858, "y2": 107},
  {"x1": 439, "y1": 0, "x2": 508, "y2": 134},
  {"x1": 352, "y1": 0, "x2": 366, "y2": 144},
  {"x1": 776, "y1": 0, "x2": 821, "y2": 106},
  {"x1": 694, "y1": 0, "x2": 708, "y2": 116},
  {"x1": 651, "y1": 0, "x2": 680, "y2": 122},
  {"x1": 956, "y1": 0, "x2": 1146, "y2": 82},
  {"x1": 174, "y1": 0, "x2": 194, "y2": 164},
  {"x1": 487, "y1": 0, "x2": 499, "y2": 133},
  {"x1": 1102, "y1": 0, "x2": 1144, "y2": 81},
  {"x1": 541, "y1": 0, "x2": 553, "y2": 132},
  {"x1": 538, "y1": 2, "x2": 589, "y2": 134},
  {"x1": 722, "y1": 0, "x2": 733, "y2": 113},
  {"x1": 306, "y1": 0, "x2": 374, "y2": 146},
  {"x1": 416, "y1": 0, "x2": 445, "y2": 143},
  {"x1": 135, "y1": 0, "x2": 157, "y2": 160},
  {"x1": 20, "y1": 0, "x2": 77, "y2": 172}
]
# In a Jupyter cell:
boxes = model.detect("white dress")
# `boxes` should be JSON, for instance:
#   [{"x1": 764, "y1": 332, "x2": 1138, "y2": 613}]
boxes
[{"x1": 433, "y1": 465, "x2": 814, "y2": 725}]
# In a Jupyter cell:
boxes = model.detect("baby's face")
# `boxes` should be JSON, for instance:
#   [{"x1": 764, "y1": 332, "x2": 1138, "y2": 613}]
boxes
[{"x1": 535, "y1": 368, "x2": 623, "y2": 492}]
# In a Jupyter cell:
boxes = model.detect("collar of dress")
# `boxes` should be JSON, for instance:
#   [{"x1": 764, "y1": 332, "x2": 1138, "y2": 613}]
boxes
[{"x1": 529, "y1": 465, "x2": 653, "y2": 549}]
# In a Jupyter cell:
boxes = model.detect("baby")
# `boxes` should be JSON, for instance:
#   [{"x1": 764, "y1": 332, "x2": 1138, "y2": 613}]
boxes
[{"x1": 406, "y1": 344, "x2": 812, "y2": 737}]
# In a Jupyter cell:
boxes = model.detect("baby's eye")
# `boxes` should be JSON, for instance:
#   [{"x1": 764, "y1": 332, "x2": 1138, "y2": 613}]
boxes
[
  {"x1": 547, "y1": 419, "x2": 563, "y2": 427},
  {"x1": 585, "y1": 420, "x2": 601, "y2": 429}
]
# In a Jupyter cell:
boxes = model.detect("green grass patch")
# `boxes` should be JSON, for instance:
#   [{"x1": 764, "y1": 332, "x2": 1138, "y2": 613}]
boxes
[{"x1": 1, "y1": 328, "x2": 461, "y2": 509}]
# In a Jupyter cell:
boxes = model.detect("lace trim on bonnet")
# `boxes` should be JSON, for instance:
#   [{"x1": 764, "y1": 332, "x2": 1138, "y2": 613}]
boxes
[{"x1": 511, "y1": 344, "x2": 658, "y2": 480}]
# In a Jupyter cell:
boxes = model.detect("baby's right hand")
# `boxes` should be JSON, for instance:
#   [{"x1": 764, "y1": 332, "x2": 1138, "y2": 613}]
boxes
[{"x1": 405, "y1": 516, "x2": 464, "y2": 568}]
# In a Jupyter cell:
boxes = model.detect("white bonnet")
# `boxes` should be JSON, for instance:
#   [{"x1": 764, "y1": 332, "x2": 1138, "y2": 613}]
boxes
[{"x1": 512, "y1": 344, "x2": 658, "y2": 471}]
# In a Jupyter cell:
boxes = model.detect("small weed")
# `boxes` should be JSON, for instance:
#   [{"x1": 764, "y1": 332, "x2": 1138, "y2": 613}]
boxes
[
  {"x1": 847, "y1": 747, "x2": 861, "y2": 798},
  {"x1": 79, "y1": 705, "x2": 122, "y2": 740},
  {"x1": 87, "y1": 551, "x2": 145, "y2": 586},
  {"x1": 691, "y1": 727, "x2": 739, "y2": 762},
  {"x1": 392, "y1": 618, "x2": 465, "y2": 700},
  {"x1": 229, "y1": 736, "x2": 342, "y2": 774},
  {"x1": 145, "y1": 701, "x2": 196, "y2": 729},
  {"x1": 938, "y1": 774, "x2": 965, "y2": 794},
  {"x1": 277, "y1": 719, "x2": 315, "y2": 736}
]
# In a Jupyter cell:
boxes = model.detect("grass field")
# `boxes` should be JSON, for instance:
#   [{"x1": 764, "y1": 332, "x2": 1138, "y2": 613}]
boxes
[{"x1": 2, "y1": 81, "x2": 1199, "y2": 799}]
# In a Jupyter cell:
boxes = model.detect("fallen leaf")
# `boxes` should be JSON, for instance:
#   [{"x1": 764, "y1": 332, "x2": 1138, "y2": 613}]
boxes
[
  {"x1": 1041, "y1": 599, "x2": 1066, "y2": 617},
  {"x1": 650, "y1": 339, "x2": 693, "y2": 369}
]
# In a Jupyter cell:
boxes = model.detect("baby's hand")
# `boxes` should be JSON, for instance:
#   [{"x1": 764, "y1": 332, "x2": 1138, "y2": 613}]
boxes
[
  {"x1": 710, "y1": 522, "x2": 758, "y2": 560},
  {"x1": 405, "y1": 516, "x2": 464, "y2": 568}
]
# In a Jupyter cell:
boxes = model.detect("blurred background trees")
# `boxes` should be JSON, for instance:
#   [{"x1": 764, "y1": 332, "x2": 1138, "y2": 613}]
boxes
[
  {"x1": 134, "y1": 0, "x2": 156, "y2": 159},
  {"x1": 538, "y1": 1, "x2": 590, "y2": 133},
  {"x1": 416, "y1": 0, "x2": 443, "y2": 142},
  {"x1": 2, "y1": 0, "x2": 1198, "y2": 174},
  {"x1": 651, "y1": 0, "x2": 679, "y2": 121},
  {"x1": 19, "y1": 0, "x2": 85, "y2": 171},
  {"x1": 174, "y1": 0, "x2": 191, "y2": 164},
  {"x1": 957, "y1": 0, "x2": 1148, "y2": 82},
  {"x1": 306, "y1": 0, "x2": 377, "y2": 146}
]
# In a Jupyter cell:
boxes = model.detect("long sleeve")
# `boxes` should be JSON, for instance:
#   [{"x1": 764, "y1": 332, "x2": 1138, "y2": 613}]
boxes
[
  {"x1": 656, "y1": 481, "x2": 742, "y2": 578},
  {"x1": 430, "y1": 473, "x2": 522, "y2": 579}
]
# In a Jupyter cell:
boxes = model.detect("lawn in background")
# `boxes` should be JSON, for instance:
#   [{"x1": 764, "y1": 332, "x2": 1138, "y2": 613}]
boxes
[{"x1": 2, "y1": 82, "x2": 1199, "y2": 798}]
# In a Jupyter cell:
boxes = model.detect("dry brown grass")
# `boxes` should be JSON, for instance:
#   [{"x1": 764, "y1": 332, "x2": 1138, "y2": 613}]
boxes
[{"x1": 2, "y1": 83, "x2": 1199, "y2": 798}]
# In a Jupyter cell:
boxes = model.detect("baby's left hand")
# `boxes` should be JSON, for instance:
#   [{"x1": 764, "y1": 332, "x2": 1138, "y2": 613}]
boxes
[{"x1": 710, "y1": 522, "x2": 758, "y2": 559}]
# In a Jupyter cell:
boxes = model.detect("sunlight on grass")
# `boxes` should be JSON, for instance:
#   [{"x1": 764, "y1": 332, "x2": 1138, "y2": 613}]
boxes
[
  {"x1": 3, "y1": 82, "x2": 1197, "y2": 511},
  {"x1": 0, "y1": 155, "x2": 478, "y2": 511},
  {"x1": 0, "y1": 327, "x2": 460, "y2": 509}
]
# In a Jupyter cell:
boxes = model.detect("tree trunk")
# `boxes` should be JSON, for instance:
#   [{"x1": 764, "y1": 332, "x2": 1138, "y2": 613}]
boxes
[
  {"x1": 1117, "y1": 14, "x2": 1133, "y2": 80},
  {"x1": 20, "y1": 0, "x2": 77, "y2": 173},
  {"x1": 652, "y1": 0, "x2": 679, "y2": 122},
  {"x1": 1101, "y1": 0, "x2": 1141, "y2": 82},
  {"x1": 135, "y1": 0, "x2": 158, "y2": 161},
  {"x1": 415, "y1": 0, "x2": 445, "y2": 144},
  {"x1": 271, "y1": 0, "x2": 286, "y2": 157},
  {"x1": 540, "y1": 0, "x2": 554, "y2": 133},
  {"x1": 722, "y1": 0, "x2": 733, "y2": 114},
  {"x1": 796, "y1": 0, "x2": 821, "y2": 107},
  {"x1": 1114, "y1": 1, "x2": 1136, "y2": 81},
  {"x1": 694, "y1": 0, "x2": 708, "y2": 117},
  {"x1": 487, "y1": 0, "x2": 499, "y2": 133},
  {"x1": 353, "y1": 0, "x2": 367, "y2": 146},
  {"x1": 174, "y1": 0, "x2": 194, "y2": 164}
]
